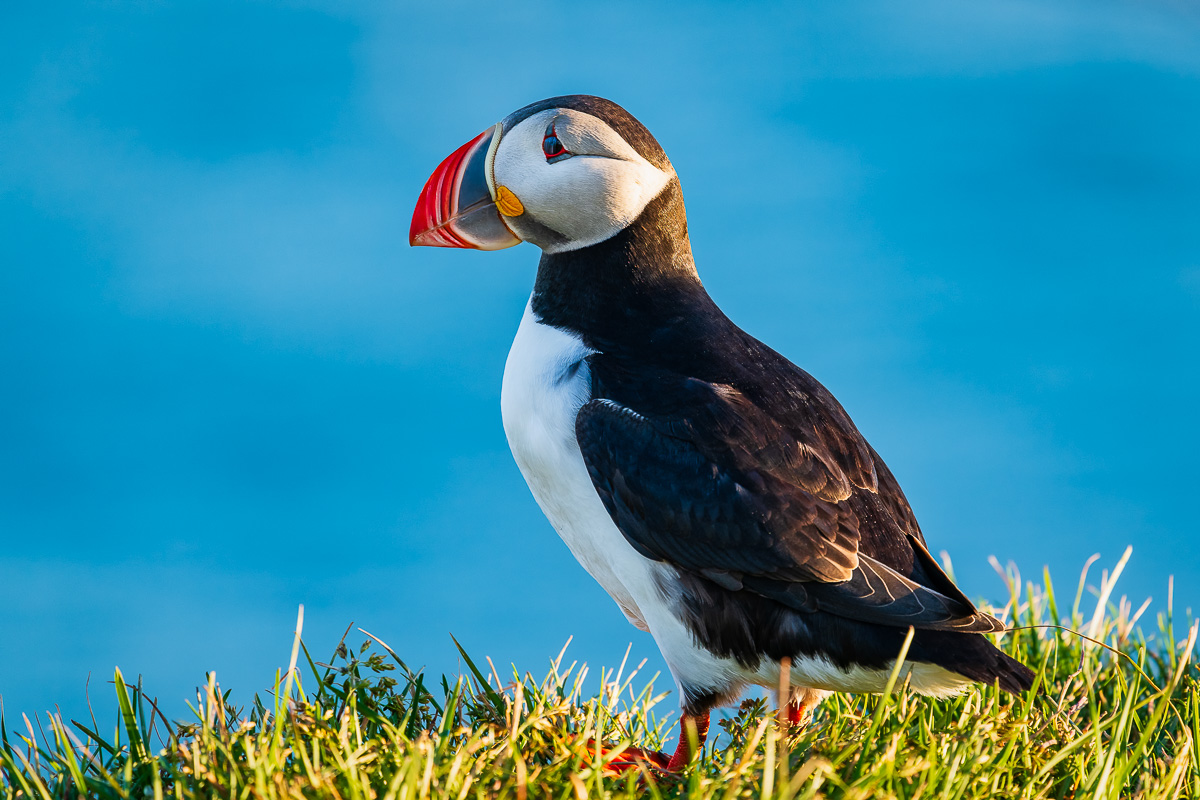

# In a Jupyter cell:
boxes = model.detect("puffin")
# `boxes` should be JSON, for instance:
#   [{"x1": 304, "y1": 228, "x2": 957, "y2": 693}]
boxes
[{"x1": 409, "y1": 95, "x2": 1034, "y2": 771}]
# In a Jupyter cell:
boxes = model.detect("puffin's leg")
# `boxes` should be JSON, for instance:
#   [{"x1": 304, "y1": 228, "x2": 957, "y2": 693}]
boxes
[
  {"x1": 665, "y1": 712, "x2": 711, "y2": 771},
  {"x1": 590, "y1": 690, "x2": 718, "y2": 774},
  {"x1": 786, "y1": 688, "x2": 829, "y2": 728},
  {"x1": 787, "y1": 693, "x2": 810, "y2": 726}
]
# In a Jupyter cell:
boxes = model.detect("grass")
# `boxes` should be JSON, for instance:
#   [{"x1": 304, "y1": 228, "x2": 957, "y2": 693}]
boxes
[{"x1": 4, "y1": 549, "x2": 1199, "y2": 799}]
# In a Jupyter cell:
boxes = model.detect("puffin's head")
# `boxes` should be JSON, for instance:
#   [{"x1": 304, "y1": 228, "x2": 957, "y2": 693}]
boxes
[{"x1": 410, "y1": 95, "x2": 675, "y2": 254}]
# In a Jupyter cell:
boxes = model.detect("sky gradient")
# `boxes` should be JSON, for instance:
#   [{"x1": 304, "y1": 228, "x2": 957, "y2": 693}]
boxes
[{"x1": 2, "y1": 1, "x2": 1199, "y2": 726}]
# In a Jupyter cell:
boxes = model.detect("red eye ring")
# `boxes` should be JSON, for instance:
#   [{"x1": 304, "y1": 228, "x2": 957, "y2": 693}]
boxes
[{"x1": 542, "y1": 124, "x2": 570, "y2": 161}]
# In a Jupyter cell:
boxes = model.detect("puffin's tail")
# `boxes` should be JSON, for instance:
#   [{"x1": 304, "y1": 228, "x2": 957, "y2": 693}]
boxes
[
  {"x1": 951, "y1": 643, "x2": 1037, "y2": 695},
  {"x1": 912, "y1": 631, "x2": 1037, "y2": 695}
]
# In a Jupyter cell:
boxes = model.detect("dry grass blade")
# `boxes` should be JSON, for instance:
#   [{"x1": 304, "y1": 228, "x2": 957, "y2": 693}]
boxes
[{"x1": 1, "y1": 553, "x2": 1196, "y2": 800}]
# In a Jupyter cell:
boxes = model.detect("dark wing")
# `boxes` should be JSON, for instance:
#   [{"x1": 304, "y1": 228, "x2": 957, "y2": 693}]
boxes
[{"x1": 576, "y1": 365, "x2": 1002, "y2": 634}]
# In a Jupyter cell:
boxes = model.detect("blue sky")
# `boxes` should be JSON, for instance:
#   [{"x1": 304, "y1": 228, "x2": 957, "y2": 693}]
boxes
[{"x1": 2, "y1": 1, "x2": 1198, "y2": 726}]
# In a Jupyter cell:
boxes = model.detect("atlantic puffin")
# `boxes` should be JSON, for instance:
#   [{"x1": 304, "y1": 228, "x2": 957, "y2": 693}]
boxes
[{"x1": 410, "y1": 95, "x2": 1034, "y2": 771}]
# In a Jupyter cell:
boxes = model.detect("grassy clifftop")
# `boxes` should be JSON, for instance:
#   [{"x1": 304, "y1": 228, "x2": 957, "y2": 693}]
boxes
[{"x1": 3, "y1": 551, "x2": 1197, "y2": 799}]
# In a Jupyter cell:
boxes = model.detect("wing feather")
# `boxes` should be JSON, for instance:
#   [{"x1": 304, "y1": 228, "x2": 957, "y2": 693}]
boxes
[{"x1": 576, "y1": 369, "x2": 1002, "y2": 633}]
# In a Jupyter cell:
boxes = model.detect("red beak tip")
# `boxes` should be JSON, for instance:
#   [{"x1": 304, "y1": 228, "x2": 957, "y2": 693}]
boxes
[{"x1": 409, "y1": 126, "x2": 519, "y2": 252}]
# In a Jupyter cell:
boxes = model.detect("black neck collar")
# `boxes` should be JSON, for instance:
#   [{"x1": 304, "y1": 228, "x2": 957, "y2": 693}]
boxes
[{"x1": 530, "y1": 180, "x2": 718, "y2": 351}]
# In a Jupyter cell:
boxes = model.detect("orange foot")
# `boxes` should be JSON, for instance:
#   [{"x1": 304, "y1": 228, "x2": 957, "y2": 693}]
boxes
[
  {"x1": 587, "y1": 741, "x2": 671, "y2": 773},
  {"x1": 787, "y1": 698, "x2": 810, "y2": 728},
  {"x1": 586, "y1": 711, "x2": 711, "y2": 775},
  {"x1": 787, "y1": 688, "x2": 827, "y2": 730}
]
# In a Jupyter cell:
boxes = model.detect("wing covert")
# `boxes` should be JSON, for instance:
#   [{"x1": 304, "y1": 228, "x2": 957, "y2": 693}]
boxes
[{"x1": 576, "y1": 386, "x2": 1002, "y2": 633}]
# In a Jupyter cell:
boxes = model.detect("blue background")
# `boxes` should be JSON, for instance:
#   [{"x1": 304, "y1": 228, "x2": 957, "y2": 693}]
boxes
[{"x1": 2, "y1": 1, "x2": 1198, "y2": 726}]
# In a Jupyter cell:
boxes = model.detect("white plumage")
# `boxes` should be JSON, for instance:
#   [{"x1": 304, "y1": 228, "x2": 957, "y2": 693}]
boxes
[{"x1": 500, "y1": 300, "x2": 975, "y2": 709}]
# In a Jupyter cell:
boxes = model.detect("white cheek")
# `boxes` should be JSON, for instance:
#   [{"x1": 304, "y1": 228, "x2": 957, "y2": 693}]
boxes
[
  {"x1": 491, "y1": 110, "x2": 672, "y2": 253},
  {"x1": 530, "y1": 157, "x2": 667, "y2": 247}
]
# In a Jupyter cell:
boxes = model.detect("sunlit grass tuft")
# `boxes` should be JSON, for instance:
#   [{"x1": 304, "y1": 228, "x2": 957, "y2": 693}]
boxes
[{"x1": 3, "y1": 550, "x2": 1198, "y2": 799}]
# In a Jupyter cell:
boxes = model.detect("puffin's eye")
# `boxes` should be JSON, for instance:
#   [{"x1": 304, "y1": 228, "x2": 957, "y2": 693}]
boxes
[{"x1": 542, "y1": 124, "x2": 571, "y2": 163}]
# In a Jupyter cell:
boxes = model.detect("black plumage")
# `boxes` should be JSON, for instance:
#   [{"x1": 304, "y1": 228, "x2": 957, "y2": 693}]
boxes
[
  {"x1": 411, "y1": 93, "x2": 1039, "y2": 771},
  {"x1": 516, "y1": 97, "x2": 1034, "y2": 703}
]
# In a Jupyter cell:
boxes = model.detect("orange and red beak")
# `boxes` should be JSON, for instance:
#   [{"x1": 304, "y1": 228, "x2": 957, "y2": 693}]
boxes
[{"x1": 409, "y1": 123, "x2": 521, "y2": 250}]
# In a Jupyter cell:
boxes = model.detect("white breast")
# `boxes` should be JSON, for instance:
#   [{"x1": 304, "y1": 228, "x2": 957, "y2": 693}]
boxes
[
  {"x1": 500, "y1": 301, "x2": 656, "y2": 631},
  {"x1": 498, "y1": 301, "x2": 968, "y2": 705}
]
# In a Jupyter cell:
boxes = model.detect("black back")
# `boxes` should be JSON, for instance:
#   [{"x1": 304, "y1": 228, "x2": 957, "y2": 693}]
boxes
[{"x1": 524, "y1": 101, "x2": 1034, "y2": 699}]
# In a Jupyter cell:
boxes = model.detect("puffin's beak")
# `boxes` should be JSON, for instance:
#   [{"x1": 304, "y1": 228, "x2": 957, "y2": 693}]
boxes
[{"x1": 409, "y1": 124, "x2": 521, "y2": 250}]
